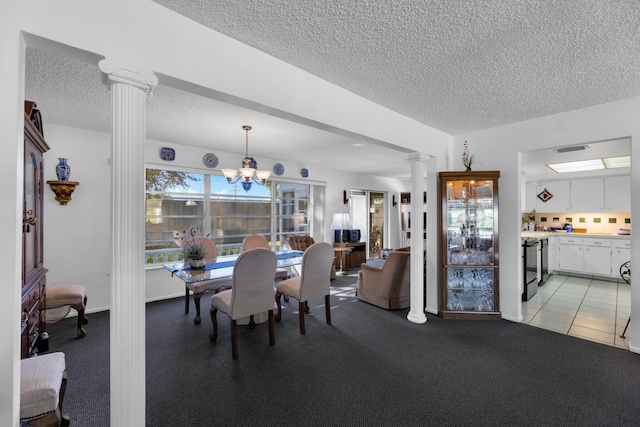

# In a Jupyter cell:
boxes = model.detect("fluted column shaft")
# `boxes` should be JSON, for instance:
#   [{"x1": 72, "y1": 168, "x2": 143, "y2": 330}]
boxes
[
  {"x1": 99, "y1": 59, "x2": 157, "y2": 427},
  {"x1": 407, "y1": 152, "x2": 429, "y2": 324}
]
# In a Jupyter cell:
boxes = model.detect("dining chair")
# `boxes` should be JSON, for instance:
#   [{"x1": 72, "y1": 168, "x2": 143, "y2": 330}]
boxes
[
  {"x1": 275, "y1": 242, "x2": 335, "y2": 334},
  {"x1": 209, "y1": 248, "x2": 277, "y2": 360},
  {"x1": 242, "y1": 234, "x2": 289, "y2": 281},
  {"x1": 183, "y1": 237, "x2": 233, "y2": 325}
]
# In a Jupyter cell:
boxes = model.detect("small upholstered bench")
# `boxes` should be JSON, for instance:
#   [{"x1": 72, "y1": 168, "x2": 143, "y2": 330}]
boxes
[
  {"x1": 45, "y1": 284, "x2": 88, "y2": 338},
  {"x1": 20, "y1": 352, "x2": 70, "y2": 427}
]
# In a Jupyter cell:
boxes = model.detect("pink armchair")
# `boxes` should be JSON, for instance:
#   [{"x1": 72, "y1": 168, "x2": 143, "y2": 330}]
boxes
[{"x1": 356, "y1": 250, "x2": 411, "y2": 310}]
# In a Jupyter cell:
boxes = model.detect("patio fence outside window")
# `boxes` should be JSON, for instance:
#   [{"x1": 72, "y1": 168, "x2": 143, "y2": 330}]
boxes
[{"x1": 145, "y1": 169, "x2": 310, "y2": 266}]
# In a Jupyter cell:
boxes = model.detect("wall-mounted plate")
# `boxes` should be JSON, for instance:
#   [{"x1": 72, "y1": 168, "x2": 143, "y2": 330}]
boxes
[
  {"x1": 300, "y1": 168, "x2": 309, "y2": 178},
  {"x1": 160, "y1": 147, "x2": 175, "y2": 161},
  {"x1": 203, "y1": 153, "x2": 219, "y2": 168},
  {"x1": 273, "y1": 163, "x2": 284, "y2": 176}
]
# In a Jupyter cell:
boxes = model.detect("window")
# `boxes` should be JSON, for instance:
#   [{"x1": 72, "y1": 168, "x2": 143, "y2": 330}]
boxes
[{"x1": 145, "y1": 169, "x2": 311, "y2": 265}]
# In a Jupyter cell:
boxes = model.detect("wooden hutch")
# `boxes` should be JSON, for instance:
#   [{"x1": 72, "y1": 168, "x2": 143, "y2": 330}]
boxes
[{"x1": 22, "y1": 101, "x2": 49, "y2": 357}]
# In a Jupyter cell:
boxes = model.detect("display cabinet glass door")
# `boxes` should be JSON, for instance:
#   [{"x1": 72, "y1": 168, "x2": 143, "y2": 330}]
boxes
[{"x1": 440, "y1": 171, "x2": 500, "y2": 319}]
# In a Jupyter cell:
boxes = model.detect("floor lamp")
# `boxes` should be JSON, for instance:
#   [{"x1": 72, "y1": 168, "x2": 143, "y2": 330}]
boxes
[{"x1": 331, "y1": 212, "x2": 352, "y2": 275}]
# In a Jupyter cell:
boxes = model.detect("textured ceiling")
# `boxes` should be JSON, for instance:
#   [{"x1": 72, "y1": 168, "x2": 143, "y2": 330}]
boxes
[{"x1": 24, "y1": 1, "x2": 640, "y2": 180}]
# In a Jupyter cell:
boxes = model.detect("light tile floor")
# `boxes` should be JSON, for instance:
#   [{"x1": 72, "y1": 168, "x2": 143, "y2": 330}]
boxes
[{"x1": 522, "y1": 274, "x2": 631, "y2": 349}]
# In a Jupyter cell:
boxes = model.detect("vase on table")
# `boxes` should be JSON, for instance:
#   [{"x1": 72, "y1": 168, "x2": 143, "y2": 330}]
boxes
[{"x1": 55, "y1": 158, "x2": 71, "y2": 181}]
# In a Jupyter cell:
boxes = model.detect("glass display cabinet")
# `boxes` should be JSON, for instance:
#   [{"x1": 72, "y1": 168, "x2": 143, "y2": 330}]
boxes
[{"x1": 439, "y1": 171, "x2": 500, "y2": 319}]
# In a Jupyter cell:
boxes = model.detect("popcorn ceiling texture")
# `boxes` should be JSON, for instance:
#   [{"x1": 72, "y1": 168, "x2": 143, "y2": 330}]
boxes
[
  {"x1": 23, "y1": 1, "x2": 640, "y2": 179},
  {"x1": 153, "y1": 0, "x2": 640, "y2": 135}
]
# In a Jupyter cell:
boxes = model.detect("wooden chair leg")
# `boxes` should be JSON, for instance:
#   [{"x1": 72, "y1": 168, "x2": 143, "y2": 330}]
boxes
[
  {"x1": 192, "y1": 292, "x2": 203, "y2": 324},
  {"x1": 249, "y1": 315, "x2": 256, "y2": 329},
  {"x1": 275, "y1": 292, "x2": 283, "y2": 322},
  {"x1": 231, "y1": 320, "x2": 239, "y2": 360},
  {"x1": 268, "y1": 309, "x2": 275, "y2": 345},
  {"x1": 209, "y1": 308, "x2": 218, "y2": 341},
  {"x1": 82, "y1": 296, "x2": 89, "y2": 324},
  {"x1": 185, "y1": 287, "x2": 190, "y2": 314},
  {"x1": 298, "y1": 301, "x2": 306, "y2": 335},
  {"x1": 325, "y1": 294, "x2": 331, "y2": 325},
  {"x1": 74, "y1": 305, "x2": 86, "y2": 338}
]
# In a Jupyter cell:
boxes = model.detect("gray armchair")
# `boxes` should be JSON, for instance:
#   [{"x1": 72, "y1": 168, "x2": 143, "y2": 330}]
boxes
[{"x1": 356, "y1": 250, "x2": 411, "y2": 310}]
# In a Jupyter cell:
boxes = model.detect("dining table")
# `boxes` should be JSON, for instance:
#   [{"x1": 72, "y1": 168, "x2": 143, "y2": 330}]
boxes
[{"x1": 164, "y1": 249, "x2": 305, "y2": 325}]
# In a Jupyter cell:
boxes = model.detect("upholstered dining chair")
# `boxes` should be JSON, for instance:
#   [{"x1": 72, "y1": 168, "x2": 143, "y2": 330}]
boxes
[
  {"x1": 209, "y1": 248, "x2": 277, "y2": 360},
  {"x1": 275, "y1": 242, "x2": 335, "y2": 334},
  {"x1": 242, "y1": 234, "x2": 289, "y2": 281},
  {"x1": 183, "y1": 237, "x2": 233, "y2": 325},
  {"x1": 286, "y1": 235, "x2": 336, "y2": 279}
]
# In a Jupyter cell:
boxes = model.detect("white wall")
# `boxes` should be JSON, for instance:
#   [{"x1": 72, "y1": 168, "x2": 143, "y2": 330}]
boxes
[
  {"x1": 455, "y1": 97, "x2": 640, "y2": 331},
  {"x1": 41, "y1": 125, "x2": 411, "y2": 312}
]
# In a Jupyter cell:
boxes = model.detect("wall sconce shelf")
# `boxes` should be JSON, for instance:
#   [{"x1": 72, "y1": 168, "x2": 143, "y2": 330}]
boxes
[{"x1": 47, "y1": 180, "x2": 79, "y2": 205}]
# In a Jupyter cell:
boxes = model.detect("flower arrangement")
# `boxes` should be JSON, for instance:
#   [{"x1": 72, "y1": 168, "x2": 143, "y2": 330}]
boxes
[
  {"x1": 370, "y1": 225, "x2": 381, "y2": 235},
  {"x1": 183, "y1": 240, "x2": 208, "y2": 268},
  {"x1": 462, "y1": 140, "x2": 476, "y2": 171},
  {"x1": 171, "y1": 225, "x2": 210, "y2": 248}
]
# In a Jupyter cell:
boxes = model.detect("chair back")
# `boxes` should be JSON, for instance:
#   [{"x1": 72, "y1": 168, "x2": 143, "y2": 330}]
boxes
[
  {"x1": 286, "y1": 235, "x2": 315, "y2": 251},
  {"x1": 380, "y1": 251, "x2": 411, "y2": 289},
  {"x1": 243, "y1": 234, "x2": 269, "y2": 251},
  {"x1": 230, "y1": 248, "x2": 277, "y2": 319},
  {"x1": 299, "y1": 242, "x2": 334, "y2": 301},
  {"x1": 184, "y1": 237, "x2": 217, "y2": 263}
]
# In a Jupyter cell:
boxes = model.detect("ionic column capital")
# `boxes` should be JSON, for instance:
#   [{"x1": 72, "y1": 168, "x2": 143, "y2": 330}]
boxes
[{"x1": 99, "y1": 58, "x2": 158, "y2": 97}]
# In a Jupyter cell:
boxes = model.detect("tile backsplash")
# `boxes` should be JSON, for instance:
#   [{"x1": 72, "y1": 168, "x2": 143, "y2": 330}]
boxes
[{"x1": 525, "y1": 212, "x2": 630, "y2": 234}]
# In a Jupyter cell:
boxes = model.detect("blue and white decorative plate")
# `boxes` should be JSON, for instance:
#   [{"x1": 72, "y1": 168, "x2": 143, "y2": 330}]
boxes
[
  {"x1": 300, "y1": 168, "x2": 309, "y2": 178},
  {"x1": 160, "y1": 147, "x2": 175, "y2": 161},
  {"x1": 203, "y1": 153, "x2": 218, "y2": 168},
  {"x1": 273, "y1": 163, "x2": 285, "y2": 176}
]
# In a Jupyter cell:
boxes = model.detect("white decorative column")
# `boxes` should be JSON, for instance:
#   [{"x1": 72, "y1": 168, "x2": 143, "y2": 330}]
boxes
[
  {"x1": 99, "y1": 59, "x2": 157, "y2": 427},
  {"x1": 407, "y1": 152, "x2": 429, "y2": 324}
]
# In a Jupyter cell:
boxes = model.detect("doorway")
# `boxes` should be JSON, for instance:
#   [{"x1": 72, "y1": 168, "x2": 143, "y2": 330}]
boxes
[{"x1": 348, "y1": 189, "x2": 386, "y2": 259}]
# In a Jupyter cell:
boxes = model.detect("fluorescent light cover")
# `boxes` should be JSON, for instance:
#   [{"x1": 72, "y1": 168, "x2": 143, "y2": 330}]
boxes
[
  {"x1": 603, "y1": 155, "x2": 630, "y2": 169},
  {"x1": 547, "y1": 159, "x2": 604, "y2": 173}
]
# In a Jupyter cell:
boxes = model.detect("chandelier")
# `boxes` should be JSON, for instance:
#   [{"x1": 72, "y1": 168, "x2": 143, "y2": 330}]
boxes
[{"x1": 221, "y1": 125, "x2": 271, "y2": 192}]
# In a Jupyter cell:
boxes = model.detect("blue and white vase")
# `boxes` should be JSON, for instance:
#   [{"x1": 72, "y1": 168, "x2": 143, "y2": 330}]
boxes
[{"x1": 55, "y1": 158, "x2": 71, "y2": 181}]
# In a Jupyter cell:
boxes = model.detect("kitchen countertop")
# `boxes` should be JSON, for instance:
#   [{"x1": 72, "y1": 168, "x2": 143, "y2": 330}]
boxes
[{"x1": 521, "y1": 231, "x2": 631, "y2": 240}]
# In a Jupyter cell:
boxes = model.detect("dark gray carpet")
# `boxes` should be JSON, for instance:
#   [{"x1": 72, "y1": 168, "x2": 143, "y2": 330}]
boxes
[{"x1": 46, "y1": 272, "x2": 640, "y2": 426}]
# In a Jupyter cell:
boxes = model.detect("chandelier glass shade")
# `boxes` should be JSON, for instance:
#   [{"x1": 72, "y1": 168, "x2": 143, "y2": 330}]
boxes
[{"x1": 221, "y1": 125, "x2": 271, "y2": 192}]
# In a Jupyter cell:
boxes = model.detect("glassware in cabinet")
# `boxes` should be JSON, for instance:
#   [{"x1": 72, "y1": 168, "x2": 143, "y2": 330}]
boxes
[{"x1": 439, "y1": 171, "x2": 500, "y2": 319}]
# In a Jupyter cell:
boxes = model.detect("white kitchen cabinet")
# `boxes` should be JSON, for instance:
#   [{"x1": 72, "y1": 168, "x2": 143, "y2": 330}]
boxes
[
  {"x1": 536, "y1": 180, "x2": 571, "y2": 212},
  {"x1": 571, "y1": 178, "x2": 604, "y2": 212},
  {"x1": 583, "y1": 238, "x2": 611, "y2": 276},
  {"x1": 611, "y1": 240, "x2": 631, "y2": 279},
  {"x1": 558, "y1": 236, "x2": 583, "y2": 272},
  {"x1": 604, "y1": 175, "x2": 631, "y2": 212},
  {"x1": 524, "y1": 181, "x2": 537, "y2": 213},
  {"x1": 547, "y1": 236, "x2": 558, "y2": 273}
]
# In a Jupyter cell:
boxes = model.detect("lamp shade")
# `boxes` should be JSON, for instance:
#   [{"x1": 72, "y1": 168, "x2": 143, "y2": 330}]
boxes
[{"x1": 330, "y1": 212, "x2": 352, "y2": 230}]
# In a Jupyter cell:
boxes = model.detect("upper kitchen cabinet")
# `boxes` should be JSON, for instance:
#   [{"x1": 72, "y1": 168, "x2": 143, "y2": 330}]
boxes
[
  {"x1": 571, "y1": 178, "x2": 604, "y2": 212},
  {"x1": 536, "y1": 180, "x2": 570, "y2": 212},
  {"x1": 604, "y1": 175, "x2": 630, "y2": 212}
]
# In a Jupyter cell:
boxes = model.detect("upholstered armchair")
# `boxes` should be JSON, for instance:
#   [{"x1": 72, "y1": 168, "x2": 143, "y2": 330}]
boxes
[
  {"x1": 356, "y1": 250, "x2": 411, "y2": 310},
  {"x1": 286, "y1": 235, "x2": 336, "y2": 279}
]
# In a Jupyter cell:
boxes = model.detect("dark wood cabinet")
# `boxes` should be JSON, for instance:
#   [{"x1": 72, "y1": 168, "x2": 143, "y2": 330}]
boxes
[
  {"x1": 333, "y1": 242, "x2": 366, "y2": 270},
  {"x1": 22, "y1": 102, "x2": 49, "y2": 357}
]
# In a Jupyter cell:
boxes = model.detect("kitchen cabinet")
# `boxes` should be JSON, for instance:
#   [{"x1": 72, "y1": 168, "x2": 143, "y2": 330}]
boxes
[
  {"x1": 536, "y1": 180, "x2": 570, "y2": 212},
  {"x1": 611, "y1": 240, "x2": 631, "y2": 278},
  {"x1": 439, "y1": 171, "x2": 500, "y2": 319},
  {"x1": 604, "y1": 175, "x2": 631, "y2": 212},
  {"x1": 524, "y1": 181, "x2": 537, "y2": 213},
  {"x1": 571, "y1": 178, "x2": 604, "y2": 212},
  {"x1": 547, "y1": 236, "x2": 558, "y2": 273},
  {"x1": 557, "y1": 236, "x2": 583, "y2": 272},
  {"x1": 583, "y1": 238, "x2": 611, "y2": 276}
]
